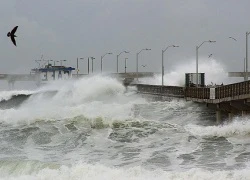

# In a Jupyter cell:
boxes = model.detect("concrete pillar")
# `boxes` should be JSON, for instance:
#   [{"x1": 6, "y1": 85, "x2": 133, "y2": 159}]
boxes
[
  {"x1": 242, "y1": 110, "x2": 247, "y2": 117},
  {"x1": 216, "y1": 110, "x2": 222, "y2": 124}
]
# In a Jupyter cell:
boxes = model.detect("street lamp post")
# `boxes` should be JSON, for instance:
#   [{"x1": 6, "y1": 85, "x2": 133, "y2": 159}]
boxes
[
  {"x1": 60, "y1": 60, "x2": 67, "y2": 66},
  {"x1": 246, "y1": 32, "x2": 250, "y2": 81},
  {"x1": 162, "y1": 45, "x2": 179, "y2": 86},
  {"x1": 90, "y1": 57, "x2": 95, "y2": 73},
  {"x1": 196, "y1": 40, "x2": 216, "y2": 87},
  {"x1": 228, "y1": 36, "x2": 246, "y2": 80},
  {"x1": 77, "y1": 57, "x2": 94, "y2": 75},
  {"x1": 80, "y1": 58, "x2": 89, "y2": 74},
  {"x1": 47, "y1": 60, "x2": 53, "y2": 66},
  {"x1": 117, "y1": 51, "x2": 129, "y2": 73},
  {"x1": 76, "y1": 58, "x2": 79, "y2": 77},
  {"x1": 77, "y1": 58, "x2": 84, "y2": 78},
  {"x1": 244, "y1": 58, "x2": 246, "y2": 73},
  {"x1": 101, "y1": 52, "x2": 112, "y2": 73},
  {"x1": 87, "y1": 57, "x2": 90, "y2": 74},
  {"x1": 54, "y1": 60, "x2": 59, "y2": 66},
  {"x1": 136, "y1": 48, "x2": 151, "y2": 81},
  {"x1": 125, "y1": 58, "x2": 128, "y2": 73}
]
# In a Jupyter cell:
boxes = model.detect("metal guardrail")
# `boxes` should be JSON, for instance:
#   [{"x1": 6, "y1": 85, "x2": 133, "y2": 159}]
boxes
[
  {"x1": 136, "y1": 84, "x2": 184, "y2": 97},
  {"x1": 215, "y1": 81, "x2": 250, "y2": 99},
  {"x1": 136, "y1": 81, "x2": 250, "y2": 102},
  {"x1": 185, "y1": 80, "x2": 250, "y2": 100},
  {"x1": 185, "y1": 87, "x2": 210, "y2": 99}
]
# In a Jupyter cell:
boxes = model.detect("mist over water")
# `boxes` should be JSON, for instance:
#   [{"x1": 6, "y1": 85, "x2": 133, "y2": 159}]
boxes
[
  {"x1": 0, "y1": 60, "x2": 250, "y2": 179},
  {"x1": 141, "y1": 58, "x2": 242, "y2": 86}
]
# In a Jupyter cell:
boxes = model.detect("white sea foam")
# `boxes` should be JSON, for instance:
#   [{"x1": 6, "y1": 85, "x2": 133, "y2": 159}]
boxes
[
  {"x1": 1, "y1": 162, "x2": 250, "y2": 180},
  {"x1": 0, "y1": 75, "x2": 146, "y2": 125},
  {"x1": 185, "y1": 117, "x2": 250, "y2": 138}
]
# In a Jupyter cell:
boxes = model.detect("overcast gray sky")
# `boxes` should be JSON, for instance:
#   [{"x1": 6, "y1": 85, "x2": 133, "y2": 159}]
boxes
[{"x1": 1, "y1": 0, "x2": 250, "y2": 74}]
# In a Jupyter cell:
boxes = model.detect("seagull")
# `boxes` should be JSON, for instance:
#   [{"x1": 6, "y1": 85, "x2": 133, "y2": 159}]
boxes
[
  {"x1": 229, "y1": 36, "x2": 237, "y2": 41},
  {"x1": 208, "y1": 54, "x2": 213, "y2": 58},
  {"x1": 7, "y1": 26, "x2": 18, "y2": 46},
  {"x1": 142, "y1": 65, "x2": 147, "y2": 67}
]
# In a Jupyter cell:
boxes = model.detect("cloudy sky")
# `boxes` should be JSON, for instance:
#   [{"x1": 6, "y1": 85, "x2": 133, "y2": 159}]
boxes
[{"x1": 0, "y1": 0, "x2": 250, "y2": 75}]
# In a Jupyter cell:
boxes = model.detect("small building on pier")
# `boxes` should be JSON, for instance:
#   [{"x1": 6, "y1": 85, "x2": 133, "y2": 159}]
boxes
[
  {"x1": 31, "y1": 64, "x2": 75, "y2": 82},
  {"x1": 185, "y1": 73, "x2": 205, "y2": 87}
]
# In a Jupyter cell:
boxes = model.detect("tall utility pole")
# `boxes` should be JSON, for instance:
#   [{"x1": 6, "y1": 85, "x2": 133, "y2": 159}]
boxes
[
  {"x1": 117, "y1": 51, "x2": 129, "y2": 73},
  {"x1": 90, "y1": 57, "x2": 95, "y2": 73},
  {"x1": 54, "y1": 60, "x2": 59, "y2": 66},
  {"x1": 60, "y1": 60, "x2": 67, "y2": 66},
  {"x1": 77, "y1": 58, "x2": 79, "y2": 77},
  {"x1": 125, "y1": 58, "x2": 128, "y2": 73},
  {"x1": 101, "y1": 52, "x2": 112, "y2": 73},
  {"x1": 136, "y1": 48, "x2": 151, "y2": 81},
  {"x1": 77, "y1": 58, "x2": 84, "y2": 77},
  {"x1": 246, "y1": 32, "x2": 250, "y2": 81},
  {"x1": 87, "y1": 57, "x2": 89, "y2": 74},
  {"x1": 161, "y1": 45, "x2": 179, "y2": 86},
  {"x1": 244, "y1": 58, "x2": 246, "y2": 73},
  {"x1": 196, "y1": 40, "x2": 216, "y2": 87}
]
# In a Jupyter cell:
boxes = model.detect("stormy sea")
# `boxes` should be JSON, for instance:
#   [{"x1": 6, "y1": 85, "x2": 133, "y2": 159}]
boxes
[{"x1": 0, "y1": 60, "x2": 249, "y2": 180}]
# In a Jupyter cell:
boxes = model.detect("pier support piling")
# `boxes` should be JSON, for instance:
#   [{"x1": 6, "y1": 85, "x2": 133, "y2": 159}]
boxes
[
  {"x1": 216, "y1": 110, "x2": 222, "y2": 124},
  {"x1": 228, "y1": 113, "x2": 233, "y2": 122},
  {"x1": 242, "y1": 110, "x2": 247, "y2": 117}
]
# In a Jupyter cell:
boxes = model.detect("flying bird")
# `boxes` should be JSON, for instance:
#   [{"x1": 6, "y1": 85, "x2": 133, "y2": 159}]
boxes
[
  {"x1": 142, "y1": 65, "x2": 147, "y2": 67},
  {"x1": 229, "y1": 36, "x2": 237, "y2": 41},
  {"x1": 7, "y1": 26, "x2": 18, "y2": 46},
  {"x1": 208, "y1": 54, "x2": 213, "y2": 58}
]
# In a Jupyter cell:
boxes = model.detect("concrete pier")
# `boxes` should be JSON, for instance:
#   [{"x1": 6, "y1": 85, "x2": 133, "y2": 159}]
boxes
[{"x1": 135, "y1": 80, "x2": 250, "y2": 123}]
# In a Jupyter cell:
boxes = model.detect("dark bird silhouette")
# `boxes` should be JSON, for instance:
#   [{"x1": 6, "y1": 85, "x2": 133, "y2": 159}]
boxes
[
  {"x1": 229, "y1": 36, "x2": 237, "y2": 41},
  {"x1": 208, "y1": 54, "x2": 213, "y2": 58},
  {"x1": 142, "y1": 65, "x2": 147, "y2": 67},
  {"x1": 7, "y1": 26, "x2": 18, "y2": 46}
]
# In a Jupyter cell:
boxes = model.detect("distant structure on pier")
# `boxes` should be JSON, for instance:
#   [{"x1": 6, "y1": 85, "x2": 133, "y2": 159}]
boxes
[
  {"x1": 185, "y1": 73, "x2": 205, "y2": 87},
  {"x1": 31, "y1": 64, "x2": 75, "y2": 82}
]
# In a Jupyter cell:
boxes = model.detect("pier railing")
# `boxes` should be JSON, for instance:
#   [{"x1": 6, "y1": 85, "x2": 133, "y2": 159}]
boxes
[
  {"x1": 136, "y1": 84, "x2": 184, "y2": 97},
  {"x1": 185, "y1": 87, "x2": 211, "y2": 99},
  {"x1": 136, "y1": 81, "x2": 250, "y2": 102},
  {"x1": 185, "y1": 80, "x2": 250, "y2": 101},
  {"x1": 215, "y1": 81, "x2": 250, "y2": 99}
]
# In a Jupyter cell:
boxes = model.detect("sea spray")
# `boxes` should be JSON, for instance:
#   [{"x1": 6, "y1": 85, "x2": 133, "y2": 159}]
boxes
[
  {"x1": 0, "y1": 75, "x2": 146, "y2": 124},
  {"x1": 140, "y1": 58, "x2": 241, "y2": 86}
]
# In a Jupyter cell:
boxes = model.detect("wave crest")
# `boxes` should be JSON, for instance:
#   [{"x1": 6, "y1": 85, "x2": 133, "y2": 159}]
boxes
[
  {"x1": 185, "y1": 118, "x2": 250, "y2": 137},
  {"x1": 1, "y1": 161, "x2": 250, "y2": 180}
]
